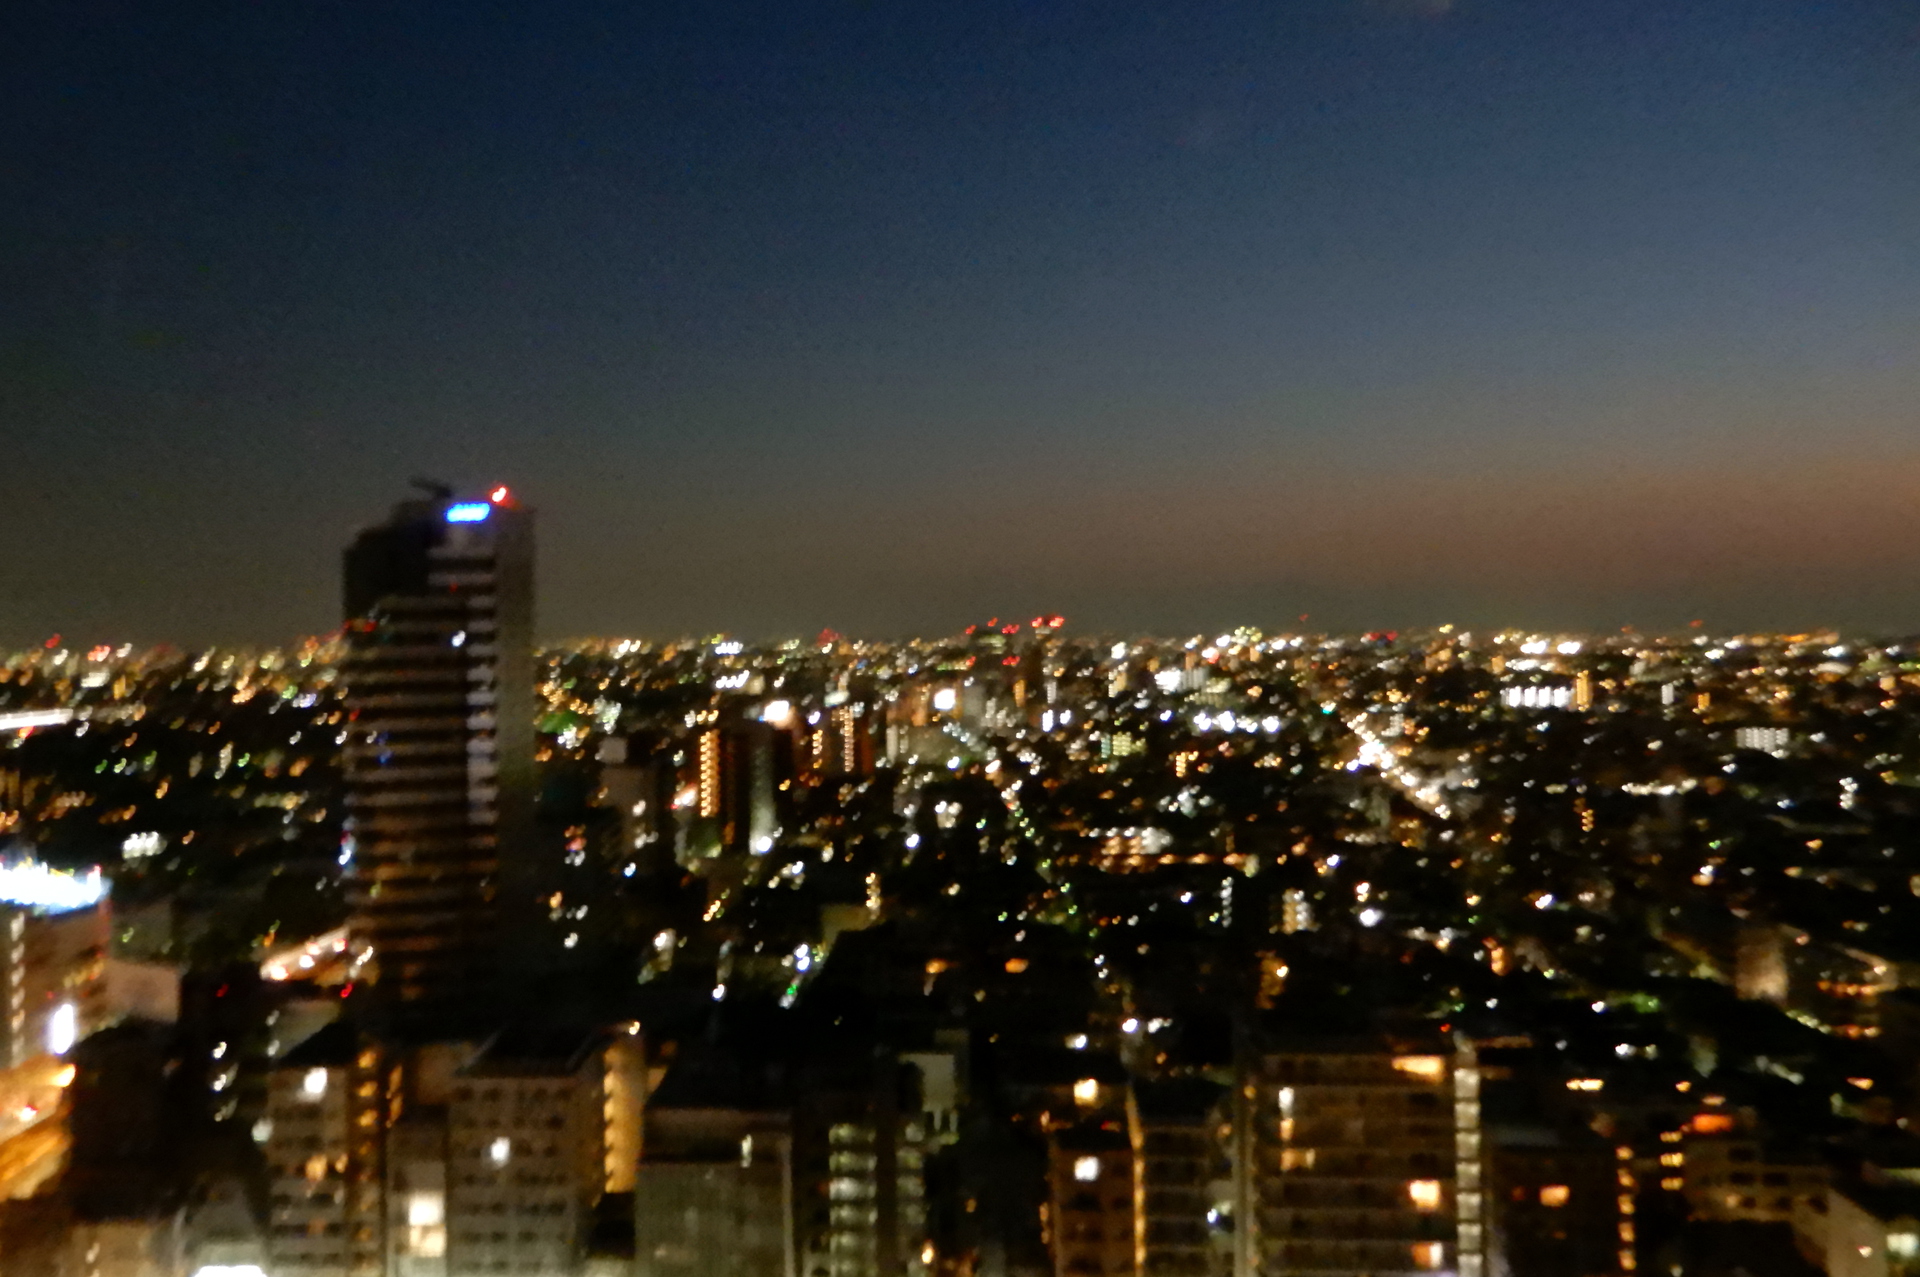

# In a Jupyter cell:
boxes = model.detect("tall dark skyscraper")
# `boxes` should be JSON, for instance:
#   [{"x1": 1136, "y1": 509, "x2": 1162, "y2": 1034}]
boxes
[{"x1": 340, "y1": 484, "x2": 534, "y2": 1038}]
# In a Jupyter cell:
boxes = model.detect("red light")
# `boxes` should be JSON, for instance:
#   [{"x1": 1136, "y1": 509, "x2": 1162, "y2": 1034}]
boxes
[
  {"x1": 339, "y1": 983, "x2": 354, "y2": 999},
  {"x1": 489, "y1": 486, "x2": 509, "y2": 504}
]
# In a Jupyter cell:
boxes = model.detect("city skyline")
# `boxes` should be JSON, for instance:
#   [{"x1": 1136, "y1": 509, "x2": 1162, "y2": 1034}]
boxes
[{"x1": 5, "y1": 0, "x2": 1919, "y2": 645}]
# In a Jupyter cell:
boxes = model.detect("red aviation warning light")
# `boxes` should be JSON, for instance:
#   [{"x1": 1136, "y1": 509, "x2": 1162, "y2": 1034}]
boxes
[{"x1": 489, "y1": 486, "x2": 510, "y2": 504}]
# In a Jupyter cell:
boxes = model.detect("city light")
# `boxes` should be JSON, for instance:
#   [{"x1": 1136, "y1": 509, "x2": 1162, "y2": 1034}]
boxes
[
  {"x1": 444, "y1": 502, "x2": 491, "y2": 523},
  {"x1": 0, "y1": 860, "x2": 107, "y2": 914},
  {"x1": 45, "y1": 1003, "x2": 77, "y2": 1055}
]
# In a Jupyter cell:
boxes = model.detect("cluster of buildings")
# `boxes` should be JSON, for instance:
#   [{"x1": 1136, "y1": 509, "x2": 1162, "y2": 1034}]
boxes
[{"x1": 1, "y1": 490, "x2": 1919, "y2": 1277}]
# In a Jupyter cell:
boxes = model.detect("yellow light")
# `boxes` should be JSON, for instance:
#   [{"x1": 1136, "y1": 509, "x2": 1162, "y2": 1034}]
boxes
[
  {"x1": 1408, "y1": 1180, "x2": 1443, "y2": 1211},
  {"x1": 1391, "y1": 1055, "x2": 1446, "y2": 1082},
  {"x1": 1566, "y1": 1078, "x2": 1604, "y2": 1092},
  {"x1": 52, "y1": 1065, "x2": 76, "y2": 1088},
  {"x1": 1072, "y1": 1078, "x2": 1099, "y2": 1106},
  {"x1": 1539, "y1": 1185, "x2": 1570, "y2": 1208}
]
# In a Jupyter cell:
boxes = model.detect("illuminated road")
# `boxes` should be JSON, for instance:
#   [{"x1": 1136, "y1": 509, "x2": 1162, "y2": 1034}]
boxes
[{"x1": 0, "y1": 1117, "x2": 68, "y2": 1199}]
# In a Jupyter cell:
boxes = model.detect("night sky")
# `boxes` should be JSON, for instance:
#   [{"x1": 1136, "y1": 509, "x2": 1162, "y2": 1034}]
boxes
[{"x1": 4, "y1": 0, "x2": 1917, "y2": 646}]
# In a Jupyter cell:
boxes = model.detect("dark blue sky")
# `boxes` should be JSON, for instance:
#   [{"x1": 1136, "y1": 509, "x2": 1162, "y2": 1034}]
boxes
[{"x1": 4, "y1": 0, "x2": 1917, "y2": 643}]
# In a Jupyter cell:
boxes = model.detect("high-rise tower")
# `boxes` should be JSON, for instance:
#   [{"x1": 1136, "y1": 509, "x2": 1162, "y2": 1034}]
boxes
[{"x1": 340, "y1": 484, "x2": 534, "y2": 1038}]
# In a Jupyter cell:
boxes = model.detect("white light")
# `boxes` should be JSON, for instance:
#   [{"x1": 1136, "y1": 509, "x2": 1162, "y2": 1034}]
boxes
[
  {"x1": 408, "y1": 1191, "x2": 445, "y2": 1227},
  {"x1": 450, "y1": 631, "x2": 466, "y2": 648},
  {"x1": 1358, "y1": 908, "x2": 1383, "y2": 927},
  {"x1": 193, "y1": 1268, "x2": 268, "y2": 1277},
  {"x1": 122, "y1": 832, "x2": 165, "y2": 860},
  {"x1": 932, "y1": 689, "x2": 958, "y2": 713},
  {"x1": 761, "y1": 699, "x2": 793, "y2": 725},
  {"x1": 488, "y1": 1136, "x2": 511, "y2": 1166},
  {"x1": 1073, "y1": 1156, "x2": 1101, "y2": 1182},
  {"x1": 712, "y1": 641, "x2": 744, "y2": 656},
  {"x1": 1122, "y1": 1018, "x2": 1140, "y2": 1033},
  {"x1": 45, "y1": 1003, "x2": 77, "y2": 1055},
  {"x1": 0, "y1": 709, "x2": 76, "y2": 733},
  {"x1": 0, "y1": 861, "x2": 107, "y2": 913},
  {"x1": 301, "y1": 1068, "x2": 328, "y2": 1099},
  {"x1": 1534, "y1": 894, "x2": 1555, "y2": 910}
]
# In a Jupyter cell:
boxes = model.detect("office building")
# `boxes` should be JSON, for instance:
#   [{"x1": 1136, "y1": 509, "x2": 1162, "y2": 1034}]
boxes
[
  {"x1": 1047, "y1": 1121, "x2": 1137, "y2": 1277},
  {"x1": 1242, "y1": 1036, "x2": 1478, "y2": 1277},
  {"x1": 0, "y1": 856, "x2": 109, "y2": 1068},
  {"x1": 637, "y1": 1099, "x2": 796, "y2": 1277},
  {"x1": 340, "y1": 485, "x2": 534, "y2": 1037},
  {"x1": 264, "y1": 1024, "x2": 612, "y2": 1277}
]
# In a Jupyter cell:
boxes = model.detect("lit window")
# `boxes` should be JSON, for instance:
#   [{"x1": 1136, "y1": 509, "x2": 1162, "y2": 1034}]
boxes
[
  {"x1": 1074, "y1": 1156, "x2": 1100, "y2": 1182},
  {"x1": 1408, "y1": 1180, "x2": 1443, "y2": 1211},
  {"x1": 489, "y1": 1137, "x2": 511, "y2": 1166},
  {"x1": 1412, "y1": 1242, "x2": 1445, "y2": 1270},
  {"x1": 1391, "y1": 1056, "x2": 1445, "y2": 1082},
  {"x1": 407, "y1": 1191, "x2": 444, "y2": 1227},
  {"x1": 1072, "y1": 1079, "x2": 1099, "y2": 1106},
  {"x1": 1539, "y1": 1185, "x2": 1570, "y2": 1208},
  {"x1": 45, "y1": 1003, "x2": 77, "y2": 1056},
  {"x1": 301, "y1": 1068, "x2": 328, "y2": 1099}
]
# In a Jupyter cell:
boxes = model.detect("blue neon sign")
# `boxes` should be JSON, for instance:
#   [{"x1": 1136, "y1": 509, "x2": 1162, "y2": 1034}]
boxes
[{"x1": 445, "y1": 502, "x2": 491, "y2": 523}]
